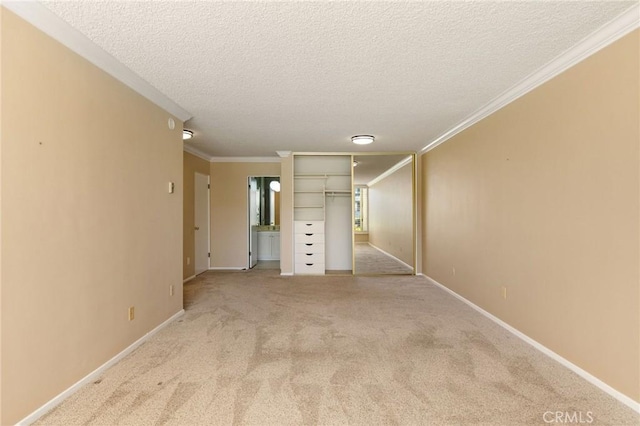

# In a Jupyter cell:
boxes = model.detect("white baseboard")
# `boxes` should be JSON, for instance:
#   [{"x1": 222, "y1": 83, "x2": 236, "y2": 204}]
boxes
[
  {"x1": 280, "y1": 272, "x2": 294, "y2": 276},
  {"x1": 17, "y1": 309, "x2": 185, "y2": 425},
  {"x1": 368, "y1": 243, "x2": 414, "y2": 271},
  {"x1": 422, "y1": 275, "x2": 640, "y2": 413},
  {"x1": 183, "y1": 275, "x2": 196, "y2": 283}
]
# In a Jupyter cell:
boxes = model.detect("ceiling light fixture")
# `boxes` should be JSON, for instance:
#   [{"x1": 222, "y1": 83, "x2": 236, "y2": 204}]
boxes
[
  {"x1": 353, "y1": 161, "x2": 359, "y2": 167},
  {"x1": 351, "y1": 135, "x2": 374, "y2": 145},
  {"x1": 183, "y1": 129, "x2": 194, "y2": 140}
]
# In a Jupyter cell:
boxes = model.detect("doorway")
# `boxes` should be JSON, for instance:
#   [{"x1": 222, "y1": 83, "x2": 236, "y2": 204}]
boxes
[
  {"x1": 194, "y1": 172, "x2": 210, "y2": 275},
  {"x1": 248, "y1": 176, "x2": 280, "y2": 270}
]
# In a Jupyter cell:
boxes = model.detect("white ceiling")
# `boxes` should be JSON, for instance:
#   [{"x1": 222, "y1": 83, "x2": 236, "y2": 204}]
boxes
[{"x1": 41, "y1": 1, "x2": 636, "y2": 158}]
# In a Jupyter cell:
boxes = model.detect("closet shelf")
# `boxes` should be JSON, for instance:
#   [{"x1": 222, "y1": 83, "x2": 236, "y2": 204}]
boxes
[
  {"x1": 294, "y1": 190, "x2": 325, "y2": 194},
  {"x1": 294, "y1": 205, "x2": 325, "y2": 209}
]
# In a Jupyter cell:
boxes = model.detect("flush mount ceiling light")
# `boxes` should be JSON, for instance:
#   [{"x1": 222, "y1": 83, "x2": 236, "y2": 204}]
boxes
[
  {"x1": 353, "y1": 161, "x2": 359, "y2": 167},
  {"x1": 182, "y1": 129, "x2": 194, "y2": 140},
  {"x1": 351, "y1": 135, "x2": 374, "y2": 145}
]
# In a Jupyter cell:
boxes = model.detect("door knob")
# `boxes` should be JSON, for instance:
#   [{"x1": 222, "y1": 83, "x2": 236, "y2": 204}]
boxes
[{"x1": 195, "y1": 226, "x2": 200, "y2": 230}]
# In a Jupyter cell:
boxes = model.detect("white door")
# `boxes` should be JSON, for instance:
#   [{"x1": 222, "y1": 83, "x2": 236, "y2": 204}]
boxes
[
  {"x1": 248, "y1": 177, "x2": 259, "y2": 268},
  {"x1": 194, "y1": 173, "x2": 210, "y2": 275}
]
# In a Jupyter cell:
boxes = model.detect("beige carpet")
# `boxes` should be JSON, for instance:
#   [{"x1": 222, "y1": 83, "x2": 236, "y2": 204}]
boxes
[
  {"x1": 354, "y1": 243, "x2": 413, "y2": 275},
  {"x1": 37, "y1": 271, "x2": 638, "y2": 425}
]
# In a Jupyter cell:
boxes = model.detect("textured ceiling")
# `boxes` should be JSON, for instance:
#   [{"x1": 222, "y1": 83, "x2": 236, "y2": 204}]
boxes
[{"x1": 42, "y1": 1, "x2": 635, "y2": 157}]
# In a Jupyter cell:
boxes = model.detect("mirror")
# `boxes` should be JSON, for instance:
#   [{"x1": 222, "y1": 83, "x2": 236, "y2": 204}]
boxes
[
  {"x1": 353, "y1": 154, "x2": 414, "y2": 275},
  {"x1": 250, "y1": 177, "x2": 280, "y2": 227}
]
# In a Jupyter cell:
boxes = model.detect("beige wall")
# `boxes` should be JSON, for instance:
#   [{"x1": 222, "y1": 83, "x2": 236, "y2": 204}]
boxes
[
  {"x1": 210, "y1": 162, "x2": 281, "y2": 269},
  {"x1": 369, "y1": 162, "x2": 414, "y2": 266},
  {"x1": 280, "y1": 155, "x2": 294, "y2": 274},
  {"x1": 355, "y1": 233, "x2": 369, "y2": 243},
  {"x1": 1, "y1": 9, "x2": 184, "y2": 424},
  {"x1": 274, "y1": 191, "x2": 280, "y2": 225},
  {"x1": 183, "y1": 152, "x2": 210, "y2": 279},
  {"x1": 0, "y1": 6, "x2": 4, "y2": 423},
  {"x1": 422, "y1": 30, "x2": 639, "y2": 401}
]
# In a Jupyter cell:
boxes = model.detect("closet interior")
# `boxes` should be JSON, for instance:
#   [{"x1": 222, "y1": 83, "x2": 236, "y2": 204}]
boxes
[{"x1": 293, "y1": 155, "x2": 352, "y2": 275}]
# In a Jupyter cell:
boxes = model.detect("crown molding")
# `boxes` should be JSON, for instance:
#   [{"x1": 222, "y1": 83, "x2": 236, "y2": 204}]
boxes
[
  {"x1": 420, "y1": 3, "x2": 640, "y2": 154},
  {"x1": 183, "y1": 145, "x2": 213, "y2": 162},
  {"x1": 210, "y1": 157, "x2": 281, "y2": 163},
  {"x1": 182, "y1": 147, "x2": 282, "y2": 163},
  {"x1": 276, "y1": 151, "x2": 292, "y2": 158},
  {"x1": 367, "y1": 155, "x2": 412, "y2": 187},
  {"x1": 3, "y1": 0, "x2": 192, "y2": 122}
]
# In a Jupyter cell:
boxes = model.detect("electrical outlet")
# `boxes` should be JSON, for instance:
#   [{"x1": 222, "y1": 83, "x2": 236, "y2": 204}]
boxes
[
  {"x1": 186, "y1": 257, "x2": 190, "y2": 265},
  {"x1": 128, "y1": 306, "x2": 135, "y2": 321},
  {"x1": 501, "y1": 286, "x2": 507, "y2": 300},
  {"x1": 169, "y1": 285, "x2": 174, "y2": 296}
]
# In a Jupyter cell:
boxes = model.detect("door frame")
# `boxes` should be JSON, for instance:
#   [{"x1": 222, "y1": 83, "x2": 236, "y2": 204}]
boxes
[
  {"x1": 194, "y1": 172, "x2": 210, "y2": 275},
  {"x1": 247, "y1": 175, "x2": 280, "y2": 269}
]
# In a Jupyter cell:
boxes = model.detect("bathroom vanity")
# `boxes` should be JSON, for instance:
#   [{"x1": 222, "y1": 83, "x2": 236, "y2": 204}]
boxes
[{"x1": 257, "y1": 229, "x2": 280, "y2": 260}]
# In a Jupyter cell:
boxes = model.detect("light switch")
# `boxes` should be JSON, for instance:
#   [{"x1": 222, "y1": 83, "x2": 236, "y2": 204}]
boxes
[{"x1": 168, "y1": 182, "x2": 175, "y2": 194}]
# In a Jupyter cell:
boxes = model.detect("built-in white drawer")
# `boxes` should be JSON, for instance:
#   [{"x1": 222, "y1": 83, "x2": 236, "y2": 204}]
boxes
[
  {"x1": 295, "y1": 252, "x2": 324, "y2": 263},
  {"x1": 294, "y1": 221, "x2": 324, "y2": 234},
  {"x1": 295, "y1": 242, "x2": 324, "y2": 254},
  {"x1": 295, "y1": 262, "x2": 325, "y2": 275},
  {"x1": 295, "y1": 232, "x2": 324, "y2": 244}
]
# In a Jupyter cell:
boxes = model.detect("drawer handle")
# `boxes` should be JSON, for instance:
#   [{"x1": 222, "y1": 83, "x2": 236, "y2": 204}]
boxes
[
  {"x1": 305, "y1": 243, "x2": 313, "y2": 246},
  {"x1": 306, "y1": 253, "x2": 313, "y2": 256},
  {"x1": 305, "y1": 223, "x2": 313, "y2": 226},
  {"x1": 305, "y1": 263, "x2": 313, "y2": 266},
  {"x1": 305, "y1": 233, "x2": 313, "y2": 236}
]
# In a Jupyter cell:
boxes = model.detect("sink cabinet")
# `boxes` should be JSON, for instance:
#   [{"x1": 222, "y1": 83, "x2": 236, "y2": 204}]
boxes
[{"x1": 257, "y1": 232, "x2": 280, "y2": 260}]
